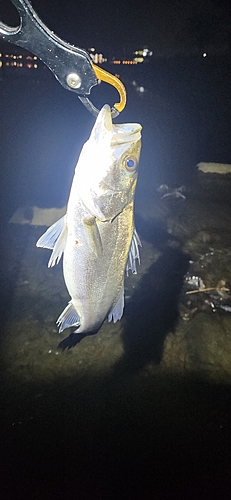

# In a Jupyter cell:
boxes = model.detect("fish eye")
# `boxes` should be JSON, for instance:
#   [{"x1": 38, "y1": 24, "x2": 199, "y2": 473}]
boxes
[{"x1": 123, "y1": 155, "x2": 137, "y2": 172}]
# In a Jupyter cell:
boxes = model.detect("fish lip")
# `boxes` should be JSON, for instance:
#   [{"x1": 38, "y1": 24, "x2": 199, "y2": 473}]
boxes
[
  {"x1": 104, "y1": 105, "x2": 113, "y2": 131},
  {"x1": 112, "y1": 124, "x2": 142, "y2": 144},
  {"x1": 98, "y1": 104, "x2": 113, "y2": 131},
  {"x1": 120, "y1": 124, "x2": 142, "y2": 134}
]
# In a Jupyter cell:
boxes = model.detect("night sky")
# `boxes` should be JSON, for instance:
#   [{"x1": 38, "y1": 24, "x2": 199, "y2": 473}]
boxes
[{"x1": 0, "y1": 0, "x2": 230, "y2": 55}]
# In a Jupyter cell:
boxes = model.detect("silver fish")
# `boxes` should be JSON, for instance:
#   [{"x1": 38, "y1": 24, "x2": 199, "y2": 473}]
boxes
[{"x1": 37, "y1": 104, "x2": 142, "y2": 348}]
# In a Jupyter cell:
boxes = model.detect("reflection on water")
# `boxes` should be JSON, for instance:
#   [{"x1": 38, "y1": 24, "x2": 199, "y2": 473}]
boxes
[{"x1": 1, "y1": 59, "x2": 231, "y2": 497}]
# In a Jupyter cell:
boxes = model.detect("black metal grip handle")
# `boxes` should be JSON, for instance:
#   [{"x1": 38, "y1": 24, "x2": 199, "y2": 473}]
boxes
[{"x1": 0, "y1": 0, "x2": 97, "y2": 95}]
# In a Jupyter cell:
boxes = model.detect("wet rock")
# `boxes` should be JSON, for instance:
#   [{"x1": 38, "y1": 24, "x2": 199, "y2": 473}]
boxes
[{"x1": 184, "y1": 312, "x2": 231, "y2": 380}]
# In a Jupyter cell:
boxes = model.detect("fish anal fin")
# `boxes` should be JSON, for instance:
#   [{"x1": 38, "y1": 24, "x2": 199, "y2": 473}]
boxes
[
  {"x1": 108, "y1": 283, "x2": 124, "y2": 323},
  {"x1": 83, "y1": 216, "x2": 103, "y2": 258},
  {"x1": 56, "y1": 301, "x2": 80, "y2": 333},
  {"x1": 36, "y1": 215, "x2": 67, "y2": 267}
]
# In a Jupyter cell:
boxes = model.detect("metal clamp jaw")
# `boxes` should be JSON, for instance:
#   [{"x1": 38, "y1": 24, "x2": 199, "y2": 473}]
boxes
[{"x1": 0, "y1": 0, "x2": 126, "y2": 117}]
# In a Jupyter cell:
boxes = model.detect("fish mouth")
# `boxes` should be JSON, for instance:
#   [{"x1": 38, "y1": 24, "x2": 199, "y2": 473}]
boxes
[
  {"x1": 96, "y1": 105, "x2": 142, "y2": 143},
  {"x1": 112, "y1": 128, "x2": 142, "y2": 146},
  {"x1": 113, "y1": 123, "x2": 142, "y2": 145},
  {"x1": 115, "y1": 124, "x2": 142, "y2": 134}
]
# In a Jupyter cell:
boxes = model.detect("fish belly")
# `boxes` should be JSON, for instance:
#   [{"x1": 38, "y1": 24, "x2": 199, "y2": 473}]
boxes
[{"x1": 63, "y1": 202, "x2": 134, "y2": 334}]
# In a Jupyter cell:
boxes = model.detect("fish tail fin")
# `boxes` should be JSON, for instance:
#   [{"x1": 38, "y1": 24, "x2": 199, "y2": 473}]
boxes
[{"x1": 36, "y1": 215, "x2": 68, "y2": 267}]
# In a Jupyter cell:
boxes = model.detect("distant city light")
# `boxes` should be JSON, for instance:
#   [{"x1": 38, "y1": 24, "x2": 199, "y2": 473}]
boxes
[
  {"x1": 90, "y1": 52, "x2": 107, "y2": 64},
  {"x1": 137, "y1": 86, "x2": 145, "y2": 93},
  {"x1": 0, "y1": 44, "x2": 153, "y2": 74},
  {"x1": 134, "y1": 57, "x2": 144, "y2": 63},
  {"x1": 134, "y1": 47, "x2": 152, "y2": 59},
  {"x1": 122, "y1": 60, "x2": 137, "y2": 64},
  {"x1": 0, "y1": 49, "x2": 41, "y2": 71}
]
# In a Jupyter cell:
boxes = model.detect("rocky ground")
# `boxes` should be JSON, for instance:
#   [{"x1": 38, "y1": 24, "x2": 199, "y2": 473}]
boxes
[{"x1": 1, "y1": 172, "x2": 231, "y2": 499}]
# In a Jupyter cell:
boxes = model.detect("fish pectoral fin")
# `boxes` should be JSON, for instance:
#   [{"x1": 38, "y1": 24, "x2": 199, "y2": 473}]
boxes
[
  {"x1": 36, "y1": 215, "x2": 68, "y2": 267},
  {"x1": 56, "y1": 301, "x2": 80, "y2": 333},
  {"x1": 108, "y1": 283, "x2": 124, "y2": 323},
  {"x1": 126, "y1": 227, "x2": 142, "y2": 275},
  {"x1": 83, "y1": 216, "x2": 103, "y2": 258}
]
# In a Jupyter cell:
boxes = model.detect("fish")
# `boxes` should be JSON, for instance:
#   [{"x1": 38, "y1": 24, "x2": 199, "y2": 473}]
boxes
[{"x1": 36, "y1": 104, "x2": 142, "y2": 348}]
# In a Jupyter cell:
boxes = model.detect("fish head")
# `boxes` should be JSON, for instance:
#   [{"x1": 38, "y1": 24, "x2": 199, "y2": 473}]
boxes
[{"x1": 75, "y1": 104, "x2": 142, "y2": 221}]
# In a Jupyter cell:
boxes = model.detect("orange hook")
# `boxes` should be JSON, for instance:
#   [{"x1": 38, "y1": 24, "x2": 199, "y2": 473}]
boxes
[{"x1": 92, "y1": 64, "x2": 127, "y2": 113}]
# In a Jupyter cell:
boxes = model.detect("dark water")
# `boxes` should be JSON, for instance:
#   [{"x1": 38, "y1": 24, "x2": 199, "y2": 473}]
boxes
[
  {"x1": 1, "y1": 55, "x2": 231, "y2": 220},
  {"x1": 1, "y1": 58, "x2": 231, "y2": 498}
]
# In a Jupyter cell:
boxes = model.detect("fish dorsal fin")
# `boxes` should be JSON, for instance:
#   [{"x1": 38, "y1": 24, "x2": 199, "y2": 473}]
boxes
[
  {"x1": 83, "y1": 216, "x2": 103, "y2": 258},
  {"x1": 56, "y1": 301, "x2": 80, "y2": 333},
  {"x1": 108, "y1": 283, "x2": 124, "y2": 323},
  {"x1": 36, "y1": 215, "x2": 67, "y2": 267},
  {"x1": 126, "y1": 228, "x2": 141, "y2": 275}
]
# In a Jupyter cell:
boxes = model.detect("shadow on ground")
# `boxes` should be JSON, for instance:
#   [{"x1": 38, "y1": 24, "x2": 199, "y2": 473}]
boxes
[{"x1": 113, "y1": 246, "x2": 189, "y2": 377}]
